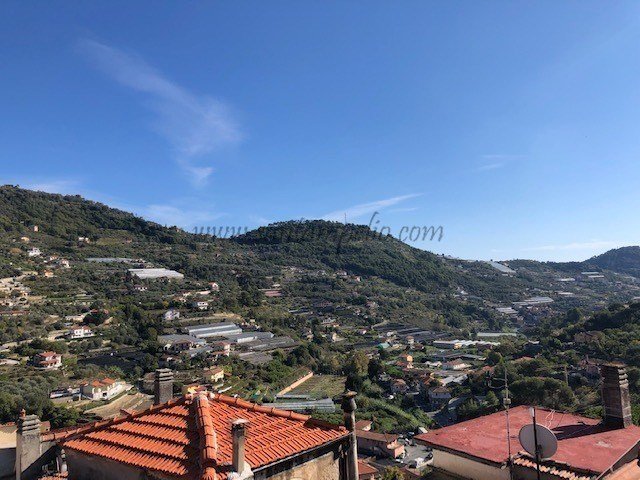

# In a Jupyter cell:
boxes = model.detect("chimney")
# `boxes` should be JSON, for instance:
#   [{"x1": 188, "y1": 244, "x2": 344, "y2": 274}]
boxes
[
  {"x1": 15, "y1": 412, "x2": 42, "y2": 480},
  {"x1": 231, "y1": 419, "x2": 251, "y2": 477},
  {"x1": 601, "y1": 363, "x2": 632, "y2": 428},
  {"x1": 154, "y1": 368, "x2": 174, "y2": 405},
  {"x1": 341, "y1": 391, "x2": 359, "y2": 480}
]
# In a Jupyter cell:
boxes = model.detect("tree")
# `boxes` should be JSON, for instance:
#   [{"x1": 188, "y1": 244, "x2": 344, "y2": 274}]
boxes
[
  {"x1": 511, "y1": 377, "x2": 576, "y2": 410},
  {"x1": 345, "y1": 373, "x2": 364, "y2": 392},
  {"x1": 381, "y1": 467, "x2": 405, "y2": 480},
  {"x1": 368, "y1": 358, "x2": 385, "y2": 380},
  {"x1": 346, "y1": 351, "x2": 369, "y2": 377},
  {"x1": 486, "y1": 350, "x2": 503, "y2": 366},
  {"x1": 44, "y1": 404, "x2": 80, "y2": 429}
]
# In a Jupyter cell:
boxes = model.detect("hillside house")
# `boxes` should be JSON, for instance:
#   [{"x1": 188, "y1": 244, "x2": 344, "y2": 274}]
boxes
[
  {"x1": 27, "y1": 248, "x2": 41, "y2": 257},
  {"x1": 158, "y1": 334, "x2": 206, "y2": 352},
  {"x1": 32, "y1": 352, "x2": 62, "y2": 370},
  {"x1": 354, "y1": 420, "x2": 372, "y2": 431},
  {"x1": 428, "y1": 386, "x2": 452, "y2": 407},
  {"x1": 68, "y1": 326, "x2": 93, "y2": 339},
  {"x1": 356, "y1": 429, "x2": 405, "y2": 459},
  {"x1": 390, "y1": 379, "x2": 408, "y2": 394},
  {"x1": 211, "y1": 340, "x2": 232, "y2": 358},
  {"x1": 443, "y1": 359, "x2": 470, "y2": 371},
  {"x1": 358, "y1": 461, "x2": 378, "y2": 480},
  {"x1": 191, "y1": 300, "x2": 209, "y2": 311},
  {"x1": 203, "y1": 366, "x2": 225, "y2": 383},
  {"x1": 80, "y1": 378, "x2": 128, "y2": 401},
  {"x1": 397, "y1": 353, "x2": 414, "y2": 369},
  {"x1": 163, "y1": 309, "x2": 180, "y2": 321}
]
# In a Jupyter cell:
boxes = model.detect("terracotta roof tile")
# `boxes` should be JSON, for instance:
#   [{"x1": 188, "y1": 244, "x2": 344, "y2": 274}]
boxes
[{"x1": 61, "y1": 392, "x2": 347, "y2": 480}]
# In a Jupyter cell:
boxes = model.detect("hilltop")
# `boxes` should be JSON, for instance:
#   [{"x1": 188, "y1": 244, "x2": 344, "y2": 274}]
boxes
[
  {"x1": 584, "y1": 246, "x2": 640, "y2": 278},
  {"x1": 1, "y1": 185, "x2": 639, "y2": 331}
]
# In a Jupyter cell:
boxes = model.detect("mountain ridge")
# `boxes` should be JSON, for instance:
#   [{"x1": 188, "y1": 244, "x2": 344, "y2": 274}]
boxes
[{"x1": 1, "y1": 185, "x2": 639, "y2": 325}]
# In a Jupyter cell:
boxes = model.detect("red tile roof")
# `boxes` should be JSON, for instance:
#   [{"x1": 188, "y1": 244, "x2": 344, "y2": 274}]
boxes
[
  {"x1": 511, "y1": 456, "x2": 592, "y2": 480},
  {"x1": 355, "y1": 420, "x2": 372, "y2": 430},
  {"x1": 356, "y1": 429, "x2": 398, "y2": 444},
  {"x1": 59, "y1": 392, "x2": 347, "y2": 480},
  {"x1": 605, "y1": 459, "x2": 640, "y2": 480},
  {"x1": 358, "y1": 460, "x2": 378, "y2": 476},
  {"x1": 415, "y1": 405, "x2": 640, "y2": 475},
  {"x1": 38, "y1": 351, "x2": 58, "y2": 357}
]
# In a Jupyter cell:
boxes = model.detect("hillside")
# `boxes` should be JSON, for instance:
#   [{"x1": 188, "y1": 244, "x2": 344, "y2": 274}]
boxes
[
  {"x1": 584, "y1": 246, "x2": 640, "y2": 278},
  {"x1": 2, "y1": 186, "x2": 640, "y2": 432},
  {"x1": 1, "y1": 185, "x2": 639, "y2": 332}
]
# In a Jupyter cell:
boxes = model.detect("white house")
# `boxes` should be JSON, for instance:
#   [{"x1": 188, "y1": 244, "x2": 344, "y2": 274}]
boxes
[
  {"x1": 192, "y1": 301, "x2": 209, "y2": 311},
  {"x1": 27, "y1": 247, "x2": 41, "y2": 257},
  {"x1": 33, "y1": 351, "x2": 62, "y2": 370},
  {"x1": 69, "y1": 326, "x2": 93, "y2": 339},
  {"x1": 443, "y1": 359, "x2": 471, "y2": 371},
  {"x1": 163, "y1": 309, "x2": 180, "y2": 321},
  {"x1": 81, "y1": 378, "x2": 128, "y2": 400}
]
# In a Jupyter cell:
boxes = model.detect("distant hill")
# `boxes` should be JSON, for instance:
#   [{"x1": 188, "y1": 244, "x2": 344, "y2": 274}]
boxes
[
  {"x1": 584, "y1": 246, "x2": 640, "y2": 278},
  {"x1": 0, "y1": 185, "x2": 179, "y2": 242},
  {"x1": 1, "y1": 185, "x2": 639, "y2": 329},
  {"x1": 233, "y1": 220, "x2": 455, "y2": 294}
]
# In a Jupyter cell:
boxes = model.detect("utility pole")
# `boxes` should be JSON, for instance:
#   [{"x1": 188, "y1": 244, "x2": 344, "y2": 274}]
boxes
[
  {"x1": 488, "y1": 365, "x2": 514, "y2": 480},
  {"x1": 504, "y1": 368, "x2": 513, "y2": 480},
  {"x1": 531, "y1": 407, "x2": 542, "y2": 480}
]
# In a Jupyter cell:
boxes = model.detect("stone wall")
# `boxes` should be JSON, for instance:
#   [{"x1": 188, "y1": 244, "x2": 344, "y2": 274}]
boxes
[
  {"x1": 265, "y1": 451, "x2": 340, "y2": 480},
  {"x1": 66, "y1": 450, "x2": 146, "y2": 480},
  {"x1": 431, "y1": 449, "x2": 509, "y2": 480}
]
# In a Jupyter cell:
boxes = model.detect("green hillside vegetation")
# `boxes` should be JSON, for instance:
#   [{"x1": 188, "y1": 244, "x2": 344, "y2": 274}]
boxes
[
  {"x1": 587, "y1": 246, "x2": 640, "y2": 278},
  {"x1": 2, "y1": 186, "x2": 640, "y2": 430}
]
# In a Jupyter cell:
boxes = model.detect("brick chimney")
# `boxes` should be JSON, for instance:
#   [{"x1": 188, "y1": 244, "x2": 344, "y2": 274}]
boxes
[
  {"x1": 154, "y1": 368, "x2": 174, "y2": 405},
  {"x1": 601, "y1": 362, "x2": 632, "y2": 428},
  {"x1": 15, "y1": 412, "x2": 42, "y2": 480}
]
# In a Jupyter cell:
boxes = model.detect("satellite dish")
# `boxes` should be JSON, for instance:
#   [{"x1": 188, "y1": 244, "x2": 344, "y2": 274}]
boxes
[{"x1": 518, "y1": 424, "x2": 558, "y2": 460}]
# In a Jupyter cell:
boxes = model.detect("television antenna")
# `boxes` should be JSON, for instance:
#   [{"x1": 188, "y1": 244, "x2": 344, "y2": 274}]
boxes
[
  {"x1": 487, "y1": 366, "x2": 514, "y2": 480},
  {"x1": 518, "y1": 407, "x2": 558, "y2": 480}
]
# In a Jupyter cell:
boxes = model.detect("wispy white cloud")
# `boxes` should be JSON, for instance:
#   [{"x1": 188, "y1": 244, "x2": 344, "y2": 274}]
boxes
[
  {"x1": 388, "y1": 206, "x2": 419, "y2": 213},
  {"x1": 523, "y1": 240, "x2": 620, "y2": 252},
  {"x1": 322, "y1": 193, "x2": 422, "y2": 222},
  {"x1": 8, "y1": 178, "x2": 83, "y2": 195},
  {"x1": 133, "y1": 203, "x2": 226, "y2": 228},
  {"x1": 77, "y1": 38, "x2": 241, "y2": 186},
  {"x1": 475, "y1": 154, "x2": 523, "y2": 172}
]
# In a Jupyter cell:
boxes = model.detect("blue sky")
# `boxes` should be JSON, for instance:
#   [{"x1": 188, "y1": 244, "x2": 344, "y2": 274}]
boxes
[{"x1": 1, "y1": 2, "x2": 640, "y2": 261}]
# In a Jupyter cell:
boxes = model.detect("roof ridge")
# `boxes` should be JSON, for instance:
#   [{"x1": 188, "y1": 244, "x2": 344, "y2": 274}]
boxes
[
  {"x1": 194, "y1": 393, "x2": 218, "y2": 480},
  {"x1": 212, "y1": 392, "x2": 336, "y2": 425}
]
